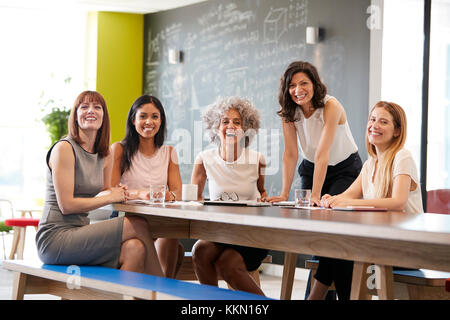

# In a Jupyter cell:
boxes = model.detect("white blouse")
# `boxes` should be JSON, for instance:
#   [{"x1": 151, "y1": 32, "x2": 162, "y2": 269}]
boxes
[
  {"x1": 195, "y1": 148, "x2": 264, "y2": 201},
  {"x1": 361, "y1": 148, "x2": 424, "y2": 214},
  {"x1": 294, "y1": 95, "x2": 358, "y2": 165}
]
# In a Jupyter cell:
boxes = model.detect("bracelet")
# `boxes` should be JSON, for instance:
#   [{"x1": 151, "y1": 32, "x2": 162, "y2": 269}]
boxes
[{"x1": 169, "y1": 191, "x2": 176, "y2": 201}]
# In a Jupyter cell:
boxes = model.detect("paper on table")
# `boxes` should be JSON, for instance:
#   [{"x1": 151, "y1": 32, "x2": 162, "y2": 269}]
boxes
[
  {"x1": 125, "y1": 200, "x2": 204, "y2": 206},
  {"x1": 332, "y1": 206, "x2": 387, "y2": 211},
  {"x1": 272, "y1": 201, "x2": 295, "y2": 206},
  {"x1": 203, "y1": 200, "x2": 271, "y2": 207},
  {"x1": 280, "y1": 205, "x2": 326, "y2": 210}
]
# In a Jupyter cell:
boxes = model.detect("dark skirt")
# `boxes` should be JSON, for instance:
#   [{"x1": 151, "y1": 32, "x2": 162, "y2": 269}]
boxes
[{"x1": 215, "y1": 242, "x2": 269, "y2": 272}]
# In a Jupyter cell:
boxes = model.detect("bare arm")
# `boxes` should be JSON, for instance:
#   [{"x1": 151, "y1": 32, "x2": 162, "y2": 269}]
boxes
[
  {"x1": 110, "y1": 142, "x2": 124, "y2": 187},
  {"x1": 267, "y1": 120, "x2": 298, "y2": 202},
  {"x1": 321, "y1": 172, "x2": 363, "y2": 205},
  {"x1": 191, "y1": 156, "x2": 207, "y2": 201},
  {"x1": 50, "y1": 141, "x2": 125, "y2": 215},
  {"x1": 166, "y1": 146, "x2": 182, "y2": 201},
  {"x1": 323, "y1": 174, "x2": 411, "y2": 211},
  {"x1": 310, "y1": 99, "x2": 343, "y2": 206},
  {"x1": 257, "y1": 155, "x2": 267, "y2": 200}
]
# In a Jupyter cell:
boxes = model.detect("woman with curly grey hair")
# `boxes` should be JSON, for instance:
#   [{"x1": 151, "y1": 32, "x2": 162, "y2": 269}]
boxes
[{"x1": 190, "y1": 96, "x2": 268, "y2": 295}]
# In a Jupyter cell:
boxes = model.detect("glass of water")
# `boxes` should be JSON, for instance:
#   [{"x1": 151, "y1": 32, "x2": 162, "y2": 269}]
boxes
[
  {"x1": 295, "y1": 189, "x2": 311, "y2": 208},
  {"x1": 149, "y1": 184, "x2": 166, "y2": 204}
]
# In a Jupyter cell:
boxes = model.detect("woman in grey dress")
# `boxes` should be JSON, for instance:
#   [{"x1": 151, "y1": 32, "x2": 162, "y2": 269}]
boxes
[{"x1": 36, "y1": 91, "x2": 163, "y2": 276}]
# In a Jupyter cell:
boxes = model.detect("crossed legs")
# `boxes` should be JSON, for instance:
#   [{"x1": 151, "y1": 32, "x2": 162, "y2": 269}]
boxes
[{"x1": 119, "y1": 215, "x2": 163, "y2": 277}]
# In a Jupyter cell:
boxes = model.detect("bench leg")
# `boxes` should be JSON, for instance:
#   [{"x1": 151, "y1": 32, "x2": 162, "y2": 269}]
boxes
[
  {"x1": 12, "y1": 272, "x2": 27, "y2": 300},
  {"x1": 280, "y1": 252, "x2": 297, "y2": 300},
  {"x1": 350, "y1": 262, "x2": 371, "y2": 300}
]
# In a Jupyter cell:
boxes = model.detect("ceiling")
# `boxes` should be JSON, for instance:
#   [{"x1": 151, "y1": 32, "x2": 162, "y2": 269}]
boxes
[{"x1": 0, "y1": 0, "x2": 209, "y2": 13}]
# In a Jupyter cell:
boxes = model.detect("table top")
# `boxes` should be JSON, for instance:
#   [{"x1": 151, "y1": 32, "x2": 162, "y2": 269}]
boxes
[{"x1": 110, "y1": 202, "x2": 450, "y2": 246}]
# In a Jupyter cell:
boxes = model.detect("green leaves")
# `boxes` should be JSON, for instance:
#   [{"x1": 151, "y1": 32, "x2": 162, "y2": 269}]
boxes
[{"x1": 41, "y1": 107, "x2": 70, "y2": 146}]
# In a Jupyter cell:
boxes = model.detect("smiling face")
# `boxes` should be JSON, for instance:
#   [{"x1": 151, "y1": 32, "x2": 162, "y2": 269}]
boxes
[
  {"x1": 367, "y1": 106, "x2": 400, "y2": 152},
  {"x1": 133, "y1": 103, "x2": 161, "y2": 139},
  {"x1": 218, "y1": 108, "x2": 244, "y2": 146},
  {"x1": 76, "y1": 98, "x2": 104, "y2": 132},
  {"x1": 288, "y1": 72, "x2": 314, "y2": 107}
]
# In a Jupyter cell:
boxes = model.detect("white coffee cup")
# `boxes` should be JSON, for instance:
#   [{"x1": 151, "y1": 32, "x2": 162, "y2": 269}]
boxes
[{"x1": 182, "y1": 184, "x2": 198, "y2": 201}]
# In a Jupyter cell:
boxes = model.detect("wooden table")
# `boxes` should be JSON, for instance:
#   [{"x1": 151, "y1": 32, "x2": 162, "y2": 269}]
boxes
[{"x1": 109, "y1": 202, "x2": 450, "y2": 300}]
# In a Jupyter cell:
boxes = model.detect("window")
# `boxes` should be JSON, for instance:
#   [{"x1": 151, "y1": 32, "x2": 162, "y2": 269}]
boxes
[
  {"x1": 381, "y1": 0, "x2": 424, "y2": 171},
  {"x1": 0, "y1": 8, "x2": 88, "y2": 203},
  {"x1": 428, "y1": 0, "x2": 450, "y2": 189}
]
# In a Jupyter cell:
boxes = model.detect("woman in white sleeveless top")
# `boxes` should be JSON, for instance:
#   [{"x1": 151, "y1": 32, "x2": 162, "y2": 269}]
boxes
[
  {"x1": 191, "y1": 96, "x2": 268, "y2": 295},
  {"x1": 267, "y1": 61, "x2": 363, "y2": 300},
  {"x1": 311, "y1": 101, "x2": 424, "y2": 299},
  {"x1": 110, "y1": 95, "x2": 184, "y2": 279}
]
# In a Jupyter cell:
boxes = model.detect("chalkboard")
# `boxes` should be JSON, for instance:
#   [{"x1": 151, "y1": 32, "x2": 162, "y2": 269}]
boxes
[{"x1": 143, "y1": 0, "x2": 370, "y2": 199}]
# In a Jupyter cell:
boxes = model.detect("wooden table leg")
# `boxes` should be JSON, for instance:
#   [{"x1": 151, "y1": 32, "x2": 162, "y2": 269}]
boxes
[
  {"x1": 350, "y1": 261, "x2": 371, "y2": 300},
  {"x1": 376, "y1": 265, "x2": 394, "y2": 300},
  {"x1": 280, "y1": 252, "x2": 297, "y2": 300}
]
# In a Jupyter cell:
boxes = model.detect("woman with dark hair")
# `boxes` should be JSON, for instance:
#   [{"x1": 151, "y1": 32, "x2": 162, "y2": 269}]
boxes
[
  {"x1": 111, "y1": 94, "x2": 184, "y2": 278},
  {"x1": 267, "y1": 61, "x2": 363, "y2": 300},
  {"x1": 36, "y1": 91, "x2": 163, "y2": 277}
]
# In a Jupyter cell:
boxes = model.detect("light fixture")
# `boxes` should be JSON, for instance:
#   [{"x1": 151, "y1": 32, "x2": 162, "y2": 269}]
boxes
[
  {"x1": 306, "y1": 27, "x2": 324, "y2": 44},
  {"x1": 168, "y1": 48, "x2": 181, "y2": 64}
]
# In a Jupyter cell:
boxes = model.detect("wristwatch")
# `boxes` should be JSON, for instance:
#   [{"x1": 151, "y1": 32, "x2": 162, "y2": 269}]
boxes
[{"x1": 169, "y1": 191, "x2": 176, "y2": 202}]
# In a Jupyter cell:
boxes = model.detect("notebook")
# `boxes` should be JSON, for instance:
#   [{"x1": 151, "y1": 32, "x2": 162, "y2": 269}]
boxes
[
  {"x1": 202, "y1": 200, "x2": 271, "y2": 207},
  {"x1": 331, "y1": 206, "x2": 388, "y2": 211}
]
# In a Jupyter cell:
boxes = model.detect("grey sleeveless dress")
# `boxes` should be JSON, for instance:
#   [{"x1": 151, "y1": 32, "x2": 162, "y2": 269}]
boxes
[{"x1": 35, "y1": 137, "x2": 124, "y2": 268}]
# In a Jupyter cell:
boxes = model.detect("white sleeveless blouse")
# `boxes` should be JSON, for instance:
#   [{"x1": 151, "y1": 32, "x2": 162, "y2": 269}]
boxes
[{"x1": 294, "y1": 95, "x2": 358, "y2": 165}]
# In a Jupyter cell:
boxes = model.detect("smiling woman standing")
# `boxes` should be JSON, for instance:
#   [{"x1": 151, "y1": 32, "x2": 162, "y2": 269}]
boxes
[
  {"x1": 110, "y1": 95, "x2": 184, "y2": 279},
  {"x1": 266, "y1": 61, "x2": 363, "y2": 300},
  {"x1": 36, "y1": 91, "x2": 163, "y2": 277},
  {"x1": 267, "y1": 61, "x2": 363, "y2": 205}
]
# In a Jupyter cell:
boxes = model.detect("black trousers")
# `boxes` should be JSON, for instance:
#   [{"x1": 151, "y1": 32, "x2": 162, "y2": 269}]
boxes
[{"x1": 299, "y1": 152, "x2": 362, "y2": 300}]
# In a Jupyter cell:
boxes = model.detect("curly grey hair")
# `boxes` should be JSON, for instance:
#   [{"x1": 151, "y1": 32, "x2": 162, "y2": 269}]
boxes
[{"x1": 202, "y1": 96, "x2": 260, "y2": 148}]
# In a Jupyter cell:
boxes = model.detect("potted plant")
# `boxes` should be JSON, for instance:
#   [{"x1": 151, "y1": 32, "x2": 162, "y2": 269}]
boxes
[{"x1": 39, "y1": 76, "x2": 72, "y2": 146}]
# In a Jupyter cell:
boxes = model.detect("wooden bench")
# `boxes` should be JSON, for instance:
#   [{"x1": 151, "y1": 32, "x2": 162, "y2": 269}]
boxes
[
  {"x1": 2, "y1": 260, "x2": 273, "y2": 300},
  {"x1": 305, "y1": 259, "x2": 450, "y2": 299}
]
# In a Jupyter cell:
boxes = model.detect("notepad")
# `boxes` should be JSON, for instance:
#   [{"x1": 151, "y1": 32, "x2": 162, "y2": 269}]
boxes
[
  {"x1": 272, "y1": 201, "x2": 295, "y2": 206},
  {"x1": 203, "y1": 200, "x2": 271, "y2": 207},
  {"x1": 332, "y1": 206, "x2": 388, "y2": 211}
]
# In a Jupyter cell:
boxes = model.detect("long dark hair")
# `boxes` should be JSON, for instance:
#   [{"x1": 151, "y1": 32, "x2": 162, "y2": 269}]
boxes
[
  {"x1": 68, "y1": 90, "x2": 110, "y2": 157},
  {"x1": 120, "y1": 95, "x2": 167, "y2": 174},
  {"x1": 277, "y1": 61, "x2": 327, "y2": 122}
]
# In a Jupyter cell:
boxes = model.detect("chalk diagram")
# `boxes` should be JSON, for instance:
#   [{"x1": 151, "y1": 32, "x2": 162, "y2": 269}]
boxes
[{"x1": 263, "y1": 7, "x2": 287, "y2": 44}]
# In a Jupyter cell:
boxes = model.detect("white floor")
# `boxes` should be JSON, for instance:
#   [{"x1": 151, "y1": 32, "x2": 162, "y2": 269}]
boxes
[{"x1": 0, "y1": 226, "x2": 309, "y2": 300}]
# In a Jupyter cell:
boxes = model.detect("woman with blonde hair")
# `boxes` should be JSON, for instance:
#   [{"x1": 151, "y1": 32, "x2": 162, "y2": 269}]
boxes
[{"x1": 308, "y1": 101, "x2": 423, "y2": 300}]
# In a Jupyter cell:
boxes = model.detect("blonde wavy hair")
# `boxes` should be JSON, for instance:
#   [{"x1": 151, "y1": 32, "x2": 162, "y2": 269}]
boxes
[{"x1": 366, "y1": 101, "x2": 407, "y2": 198}]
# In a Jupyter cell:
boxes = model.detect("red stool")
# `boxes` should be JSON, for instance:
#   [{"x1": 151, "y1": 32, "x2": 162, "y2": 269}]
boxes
[{"x1": 5, "y1": 218, "x2": 40, "y2": 259}]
